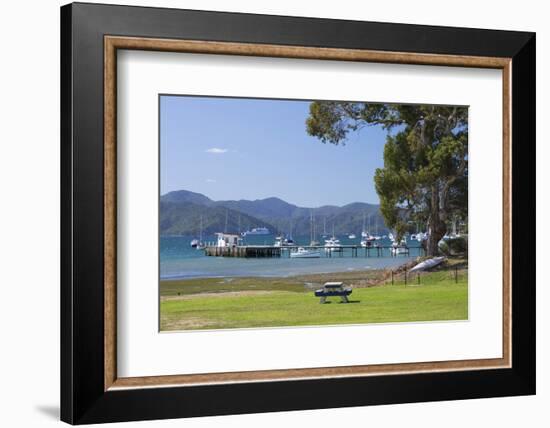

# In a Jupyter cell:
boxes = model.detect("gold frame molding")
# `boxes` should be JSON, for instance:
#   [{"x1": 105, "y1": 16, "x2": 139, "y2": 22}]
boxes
[{"x1": 104, "y1": 36, "x2": 512, "y2": 391}]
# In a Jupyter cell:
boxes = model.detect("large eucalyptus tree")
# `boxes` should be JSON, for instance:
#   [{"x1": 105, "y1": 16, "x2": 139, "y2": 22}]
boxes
[{"x1": 306, "y1": 102, "x2": 468, "y2": 256}]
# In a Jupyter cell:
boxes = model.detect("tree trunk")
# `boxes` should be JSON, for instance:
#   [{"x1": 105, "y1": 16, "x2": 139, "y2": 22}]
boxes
[
  {"x1": 426, "y1": 184, "x2": 447, "y2": 256},
  {"x1": 426, "y1": 217, "x2": 446, "y2": 256}
]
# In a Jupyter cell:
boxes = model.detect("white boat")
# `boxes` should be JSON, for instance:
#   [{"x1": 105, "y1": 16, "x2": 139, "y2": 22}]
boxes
[
  {"x1": 290, "y1": 247, "x2": 321, "y2": 258},
  {"x1": 324, "y1": 237, "x2": 342, "y2": 252},
  {"x1": 391, "y1": 239, "x2": 409, "y2": 255},
  {"x1": 274, "y1": 236, "x2": 295, "y2": 247},
  {"x1": 360, "y1": 239, "x2": 374, "y2": 248},
  {"x1": 360, "y1": 213, "x2": 376, "y2": 246},
  {"x1": 391, "y1": 246, "x2": 409, "y2": 255},
  {"x1": 325, "y1": 224, "x2": 343, "y2": 251},
  {"x1": 190, "y1": 215, "x2": 204, "y2": 248},
  {"x1": 416, "y1": 232, "x2": 427, "y2": 242},
  {"x1": 348, "y1": 233, "x2": 356, "y2": 239},
  {"x1": 409, "y1": 257, "x2": 445, "y2": 273},
  {"x1": 309, "y1": 210, "x2": 319, "y2": 246},
  {"x1": 360, "y1": 213, "x2": 368, "y2": 238},
  {"x1": 241, "y1": 227, "x2": 270, "y2": 236}
]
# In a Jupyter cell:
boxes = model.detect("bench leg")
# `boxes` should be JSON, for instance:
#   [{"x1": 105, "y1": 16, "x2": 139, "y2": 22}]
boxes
[
  {"x1": 320, "y1": 296, "x2": 326, "y2": 304},
  {"x1": 341, "y1": 295, "x2": 349, "y2": 303}
]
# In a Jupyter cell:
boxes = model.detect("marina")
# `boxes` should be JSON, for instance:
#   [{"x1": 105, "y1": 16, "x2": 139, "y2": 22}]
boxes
[
  {"x1": 202, "y1": 243, "x2": 423, "y2": 258},
  {"x1": 160, "y1": 234, "x2": 420, "y2": 279}
]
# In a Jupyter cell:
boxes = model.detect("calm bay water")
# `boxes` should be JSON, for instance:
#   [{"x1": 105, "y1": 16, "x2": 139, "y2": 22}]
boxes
[{"x1": 160, "y1": 234, "x2": 421, "y2": 279}]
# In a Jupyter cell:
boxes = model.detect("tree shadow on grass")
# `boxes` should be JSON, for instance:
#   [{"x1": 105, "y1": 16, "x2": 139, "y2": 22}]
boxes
[{"x1": 321, "y1": 300, "x2": 361, "y2": 304}]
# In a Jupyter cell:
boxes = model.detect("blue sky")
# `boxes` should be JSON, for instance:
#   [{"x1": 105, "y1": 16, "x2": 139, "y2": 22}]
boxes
[{"x1": 160, "y1": 95, "x2": 388, "y2": 207}]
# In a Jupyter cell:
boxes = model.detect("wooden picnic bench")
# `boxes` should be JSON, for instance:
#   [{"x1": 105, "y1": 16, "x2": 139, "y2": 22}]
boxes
[{"x1": 314, "y1": 282, "x2": 352, "y2": 303}]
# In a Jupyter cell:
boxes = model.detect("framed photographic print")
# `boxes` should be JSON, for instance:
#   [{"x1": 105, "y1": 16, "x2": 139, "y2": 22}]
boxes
[{"x1": 61, "y1": 2, "x2": 535, "y2": 424}]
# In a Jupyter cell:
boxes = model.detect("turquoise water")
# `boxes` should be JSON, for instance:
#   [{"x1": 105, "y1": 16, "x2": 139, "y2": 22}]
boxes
[{"x1": 160, "y1": 234, "x2": 422, "y2": 279}]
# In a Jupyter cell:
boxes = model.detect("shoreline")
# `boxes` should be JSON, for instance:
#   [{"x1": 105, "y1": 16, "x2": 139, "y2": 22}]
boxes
[
  {"x1": 160, "y1": 258, "x2": 419, "y2": 283},
  {"x1": 160, "y1": 257, "x2": 468, "y2": 330}
]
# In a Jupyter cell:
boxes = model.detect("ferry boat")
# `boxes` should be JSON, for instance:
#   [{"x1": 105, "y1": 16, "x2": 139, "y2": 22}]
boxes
[{"x1": 241, "y1": 227, "x2": 270, "y2": 236}]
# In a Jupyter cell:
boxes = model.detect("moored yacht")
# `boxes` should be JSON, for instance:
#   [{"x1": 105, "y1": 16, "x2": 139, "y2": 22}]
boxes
[
  {"x1": 274, "y1": 235, "x2": 295, "y2": 247},
  {"x1": 324, "y1": 236, "x2": 343, "y2": 252},
  {"x1": 290, "y1": 247, "x2": 321, "y2": 258}
]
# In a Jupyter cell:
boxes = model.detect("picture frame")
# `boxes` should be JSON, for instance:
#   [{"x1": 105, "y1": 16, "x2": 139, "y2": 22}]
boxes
[{"x1": 61, "y1": 2, "x2": 535, "y2": 424}]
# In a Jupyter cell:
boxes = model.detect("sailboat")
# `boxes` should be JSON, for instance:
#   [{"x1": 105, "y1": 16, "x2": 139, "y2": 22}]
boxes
[
  {"x1": 292, "y1": 210, "x2": 320, "y2": 258},
  {"x1": 322, "y1": 217, "x2": 328, "y2": 238},
  {"x1": 309, "y1": 210, "x2": 319, "y2": 246},
  {"x1": 274, "y1": 219, "x2": 295, "y2": 248},
  {"x1": 390, "y1": 232, "x2": 408, "y2": 255},
  {"x1": 190, "y1": 215, "x2": 204, "y2": 249},
  {"x1": 286, "y1": 218, "x2": 295, "y2": 245},
  {"x1": 361, "y1": 213, "x2": 376, "y2": 247},
  {"x1": 325, "y1": 223, "x2": 343, "y2": 252},
  {"x1": 373, "y1": 215, "x2": 382, "y2": 240},
  {"x1": 361, "y1": 213, "x2": 368, "y2": 239}
]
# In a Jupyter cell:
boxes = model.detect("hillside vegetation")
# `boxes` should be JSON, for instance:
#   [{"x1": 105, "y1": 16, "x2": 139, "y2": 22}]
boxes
[{"x1": 160, "y1": 189, "x2": 387, "y2": 236}]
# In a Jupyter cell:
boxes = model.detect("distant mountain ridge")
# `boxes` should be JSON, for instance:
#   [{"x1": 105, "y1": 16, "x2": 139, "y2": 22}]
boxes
[{"x1": 160, "y1": 189, "x2": 387, "y2": 236}]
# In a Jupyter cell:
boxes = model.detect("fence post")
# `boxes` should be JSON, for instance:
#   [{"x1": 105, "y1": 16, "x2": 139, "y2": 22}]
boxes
[
  {"x1": 391, "y1": 270, "x2": 394, "y2": 285},
  {"x1": 455, "y1": 266, "x2": 458, "y2": 283},
  {"x1": 417, "y1": 273, "x2": 420, "y2": 285},
  {"x1": 404, "y1": 271, "x2": 407, "y2": 285}
]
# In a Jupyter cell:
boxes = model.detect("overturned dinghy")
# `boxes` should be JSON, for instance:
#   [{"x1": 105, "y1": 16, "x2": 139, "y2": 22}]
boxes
[{"x1": 409, "y1": 256, "x2": 445, "y2": 273}]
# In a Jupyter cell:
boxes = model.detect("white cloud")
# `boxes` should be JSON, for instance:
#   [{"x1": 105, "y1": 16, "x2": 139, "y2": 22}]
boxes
[
  {"x1": 205, "y1": 147, "x2": 228, "y2": 154},
  {"x1": 205, "y1": 178, "x2": 217, "y2": 183}
]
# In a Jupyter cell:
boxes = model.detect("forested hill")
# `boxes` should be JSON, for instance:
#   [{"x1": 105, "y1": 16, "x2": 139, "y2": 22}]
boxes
[{"x1": 160, "y1": 189, "x2": 387, "y2": 236}]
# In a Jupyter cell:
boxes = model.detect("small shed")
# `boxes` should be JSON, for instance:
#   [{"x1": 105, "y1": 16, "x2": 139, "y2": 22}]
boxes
[{"x1": 215, "y1": 233, "x2": 241, "y2": 247}]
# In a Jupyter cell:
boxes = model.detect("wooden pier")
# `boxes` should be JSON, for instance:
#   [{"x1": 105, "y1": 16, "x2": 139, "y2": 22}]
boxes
[
  {"x1": 203, "y1": 244, "x2": 424, "y2": 258},
  {"x1": 204, "y1": 246, "x2": 282, "y2": 258}
]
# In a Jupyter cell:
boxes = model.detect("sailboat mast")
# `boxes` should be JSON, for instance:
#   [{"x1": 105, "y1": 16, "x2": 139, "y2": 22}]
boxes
[
  {"x1": 312, "y1": 212, "x2": 316, "y2": 241},
  {"x1": 224, "y1": 209, "x2": 228, "y2": 233},
  {"x1": 368, "y1": 214, "x2": 371, "y2": 234},
  {"x1": 289, "y1": 218, "x2": 293, "y2": 239},
  {"x1": 310, "y1": 211, "x2": 313, "y2": 243}
]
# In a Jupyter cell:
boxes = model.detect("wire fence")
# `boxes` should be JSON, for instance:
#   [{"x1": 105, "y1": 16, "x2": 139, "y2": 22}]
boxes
[{"x1": 386, "y1": 266, "x2": 468, "y2": 286}]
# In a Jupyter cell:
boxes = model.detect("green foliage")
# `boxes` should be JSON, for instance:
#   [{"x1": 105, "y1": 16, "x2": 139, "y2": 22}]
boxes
[
  {"x1": 160, "y1": 190, "x2": 388, "y2": 236},
  {"x1": 306, "y1": 102, "x2": 468, "y2": 253},
  {"x1": 438, "y1": 236, "x2": 468, "y2": 256}
]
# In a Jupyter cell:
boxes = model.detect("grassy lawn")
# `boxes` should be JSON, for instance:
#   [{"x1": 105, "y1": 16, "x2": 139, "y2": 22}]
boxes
[{"x1": 160, "y1": 269, "x2": 468, "y2": 331}]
